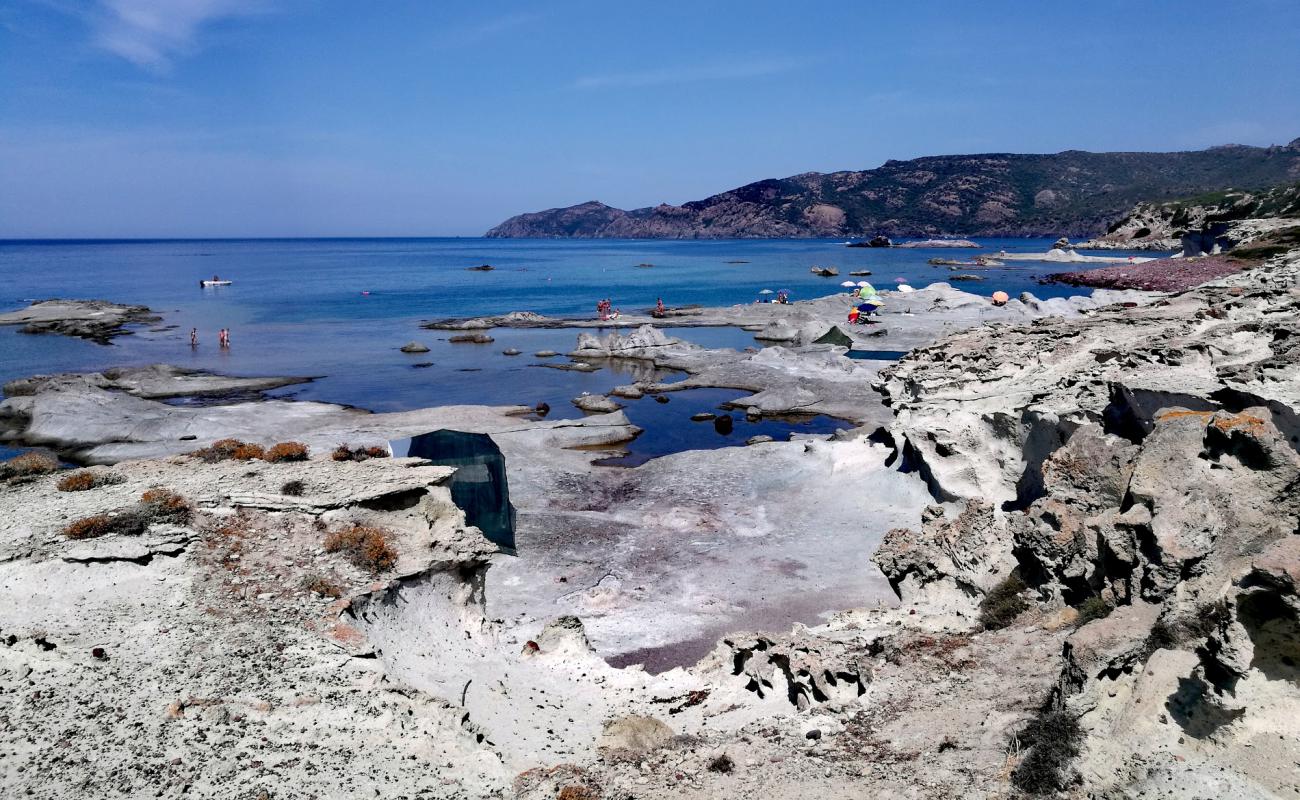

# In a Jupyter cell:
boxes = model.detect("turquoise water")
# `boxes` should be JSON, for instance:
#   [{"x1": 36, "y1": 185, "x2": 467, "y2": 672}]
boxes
[{"x1": 0, "y1": 238, "x2": 1147, "y2": 462}]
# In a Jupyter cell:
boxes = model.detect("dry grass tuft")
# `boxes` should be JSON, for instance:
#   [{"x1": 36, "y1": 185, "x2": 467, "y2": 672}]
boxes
[
  {"x1": 191, "y1": 438, "x2": 246, "y2": 462},
  {"x1": 265, "y1": 441, "x2": 310, "y2": 462},
  {"x1": 56, "y1": 470, "x2": 124, "y2": 492},
  {"x1": 138, "y1": 488, "x2": 193, "y2": 525},
  {"x1": 331, "y1": 444, "x2": 390, "y2": 462},
  {"x1": 231, "y1": 443, "x2": 266, "y2": 461},
  {"x1": 323, "y1": 524, "x2": 397, "y2": 573},
  {"x1": 1, "y1": 451, "x2": 60, "y2": 481},
  {"x1": 301, "y1": 573, "x2": 344, "y2": 598},
  {"x1": 64, "y1": 513, "x2": 122, "y2": 540}
]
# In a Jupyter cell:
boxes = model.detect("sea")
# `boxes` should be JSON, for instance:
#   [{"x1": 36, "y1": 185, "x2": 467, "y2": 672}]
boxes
[{"x1": 0, "y1": 237, "x2": 1154, "y2": 463}]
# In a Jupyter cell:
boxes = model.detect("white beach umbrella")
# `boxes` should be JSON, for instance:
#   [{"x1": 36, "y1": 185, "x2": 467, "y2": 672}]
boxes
[
  {"x1": 856, "y1": 281, "x2": 871, "y2": 287},
  {"x1": 840, "y1": 280, "x2": 856, "y2": 287},
  {"x1": 758, "y1": 289, "x2": 774, "y2": 294}
]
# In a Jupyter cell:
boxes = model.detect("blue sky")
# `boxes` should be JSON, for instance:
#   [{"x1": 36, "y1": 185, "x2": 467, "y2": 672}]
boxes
[{"x1": 2, "y1": 1, "x2": 1298, "y2": 237}]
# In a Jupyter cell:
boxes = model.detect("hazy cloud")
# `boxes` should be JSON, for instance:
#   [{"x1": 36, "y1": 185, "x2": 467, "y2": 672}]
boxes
[
  {"x1": 573, "y1": 58, "x2": 802, "y2": 89},
  {"x1": 430, "y1": 10, "x2": 541, "y2": 49},
  {"x1": 88, "y1": 0, "x2": 267, "y2": 69}
]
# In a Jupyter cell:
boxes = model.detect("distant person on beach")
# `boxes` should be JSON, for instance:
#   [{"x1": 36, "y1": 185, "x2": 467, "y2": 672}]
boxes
[
  {"x1": 653, "y1": 298, "x2": 665, "y2": 318},
  {"x1": 189, "y1": 328, "x2": 198, "y2": 347},
  {"x1": 218, "y1": 328, "x2": 230, "y2": 348}
]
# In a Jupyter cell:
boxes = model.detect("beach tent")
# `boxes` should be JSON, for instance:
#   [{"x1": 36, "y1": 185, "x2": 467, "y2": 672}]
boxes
[
  {"x1": 399, "y1": 430, "x2": 516, "y2": 553},
  {"x1": 812, "y1": 325, "x2": 854, "y2": 347}
]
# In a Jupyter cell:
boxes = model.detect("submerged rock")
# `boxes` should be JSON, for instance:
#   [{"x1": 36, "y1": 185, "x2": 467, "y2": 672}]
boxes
[{"x1": 399, "y1": 341, "x2": 431, "y2": 353}]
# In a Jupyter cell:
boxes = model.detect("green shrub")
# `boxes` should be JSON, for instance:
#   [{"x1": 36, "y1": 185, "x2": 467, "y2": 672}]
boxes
[
  {"x1": 1011, "y1": 709, "x2": 1083, "y2": 794},
  {"x1": 1074, "y1": 595, "x2": 1113, "y2": 627},
  {"x1": 978, "y1": 575, "x2": 1028, "y2": 631}
]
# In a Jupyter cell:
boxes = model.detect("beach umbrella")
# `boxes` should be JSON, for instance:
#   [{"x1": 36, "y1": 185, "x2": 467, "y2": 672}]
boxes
[
  {"x1": 856, "y1": 281, "x2": 871, "y2": 287},
  {"x1": 758, "y1": 289, "x2": 774, "y2": 294},
  {"x1": 840, "y1": 281, "x2": 856, "y2": 287},
  {"x1": 991, "y1": 290, "x2": 1010, "y2": 305}
]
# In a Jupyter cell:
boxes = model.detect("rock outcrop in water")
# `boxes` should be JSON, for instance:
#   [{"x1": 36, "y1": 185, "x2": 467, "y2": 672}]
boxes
[
  {"x1": 487, "y1": 140, "x2": 1300, "y2": 239},
  {"x1": 0, "y1": 299, "x2": 162, "y2": 344}
]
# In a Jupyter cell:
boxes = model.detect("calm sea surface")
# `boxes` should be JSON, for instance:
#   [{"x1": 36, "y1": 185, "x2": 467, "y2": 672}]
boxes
[{"x1": 0, "y1": 237, "x2": 1151, "y2": 461}]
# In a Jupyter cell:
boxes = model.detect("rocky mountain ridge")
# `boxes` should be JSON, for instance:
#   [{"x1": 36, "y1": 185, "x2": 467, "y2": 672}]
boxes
[{"x1": 487, "y1": 139, "x2": 1300, "y2": 239}]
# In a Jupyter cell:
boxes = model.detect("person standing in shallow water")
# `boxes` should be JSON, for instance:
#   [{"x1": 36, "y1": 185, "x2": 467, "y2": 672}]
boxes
[{"x1": 189, "y1": 328, "x2": 198, "y2": 348}]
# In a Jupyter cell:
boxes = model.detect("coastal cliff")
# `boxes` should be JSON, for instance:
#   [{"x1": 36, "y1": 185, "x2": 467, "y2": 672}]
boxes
[
  {"x1": 487, "y1": 139, "x2": 1300, "y2": 239},
  {"x1": 1076, "y1": 182, "x2": 1300, "y2": 250}
]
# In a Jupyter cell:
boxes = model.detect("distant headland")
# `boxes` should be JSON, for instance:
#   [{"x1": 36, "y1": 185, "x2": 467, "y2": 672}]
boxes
[{"x1": 486, "y1": 139, "x2": 1300, "y2": 239}]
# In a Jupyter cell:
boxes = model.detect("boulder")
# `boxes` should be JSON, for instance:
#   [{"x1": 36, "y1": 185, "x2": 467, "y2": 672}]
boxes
[
  {"x1": 399, "y1": 341, "x2": 430, "y2": 353},
  {"x1": 872, "y1": 501, "x2": 1016, "y2": 617},
  {"x1": 572, "y1": 394, "x2": 622, "y2": 414},
  {"x1": 754, "y1": 321, "x2": 800, "y2": 343},
  {"x1": 597, "y1": 715, "x2": 673, "y2": 759}
]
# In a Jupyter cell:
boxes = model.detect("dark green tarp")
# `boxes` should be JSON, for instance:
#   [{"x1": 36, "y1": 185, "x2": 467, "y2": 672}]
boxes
[
  {"x1": 403, "y1": 430, "x2": 516, "y2": 553},
  {"x1": 812, "y1": 325, "x2": 854, "y2": 347}
]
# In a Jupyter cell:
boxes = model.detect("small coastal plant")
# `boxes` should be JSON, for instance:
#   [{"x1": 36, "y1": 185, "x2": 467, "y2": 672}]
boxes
[
  {"x1": 1010, "y1": 707, "x2": 1084, "y2": 794},
  {"x1": 331, "y1": 444, "x2": 390, "y2": 462},
  {"x1": 64, "y1": 513, "x2": 122, "y2": 540},
  {"x1": 301, "y1": 573, "x2": 344, "y2": 598},
  {"x1": 191, "y1": 438, "x2": 246, "y2": 462},
  {"x1": 280, "y1": 479, "x2": 306, "y2": 496},
  {"x1": 0, "y1": 451, "x2": 60, "y2": 482},
  {"x1": 56, "y1": 470, "x2": 125, "y2": 492},
  {"x1": 1074, "y1": 595, "x2": 1113, "y2": 627},
  {"x1": 138, "y1": 488, "x2": 193, "y2": 526},
  {"x1": 265, "y1": 442, "x2": 310, "y2": 462},
  {"x1": 231, "y1": 443, "x2": 266, "y2": 461},
  {"x1": 323, "y1": 524, "x2": 397, "y2": 573},
  {"x1": 978, "y1": 575, "x2": 1029, "y2": 631}
]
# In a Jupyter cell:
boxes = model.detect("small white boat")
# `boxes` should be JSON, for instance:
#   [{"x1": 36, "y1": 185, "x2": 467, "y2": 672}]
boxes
[{"x1": 200, "y1": 279, "x2": 233, "y2": 287}]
